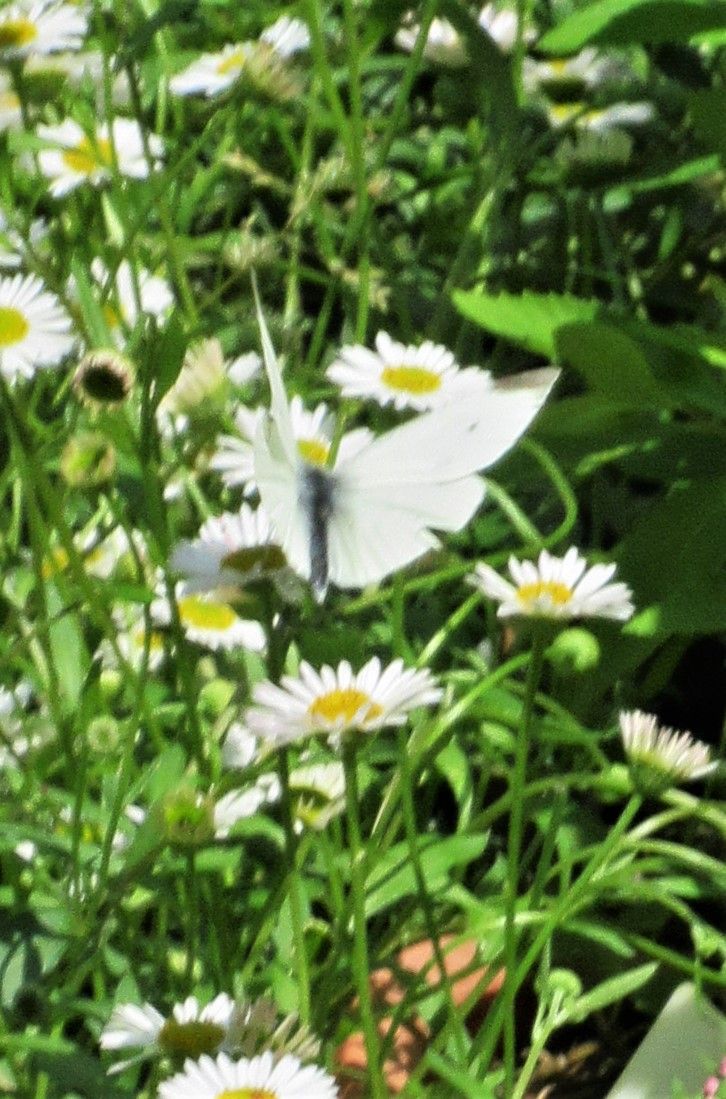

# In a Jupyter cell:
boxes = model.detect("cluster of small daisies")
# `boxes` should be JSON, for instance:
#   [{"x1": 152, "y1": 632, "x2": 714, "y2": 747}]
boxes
[
  {"x1": 394, "y1": 5, "x2": 655, "y2": 168},
  {"x1": 100, "y1": 993, "x2": 338, "y2": 1097}
]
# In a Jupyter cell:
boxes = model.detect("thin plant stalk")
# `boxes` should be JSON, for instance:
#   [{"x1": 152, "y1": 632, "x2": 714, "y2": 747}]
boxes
[
  {"x1": 343, "y1": 739, "x2": 386, "y2": 1099},
  {"x1": 502, "y1": 628, "x2": 547, "y2": 1092},
  {"x1": 396, "y1": 726, "x2": 470, "y2": 1066},
  {"x1": 278, "y1": 750, "x2": 312, "y2": 1027}
]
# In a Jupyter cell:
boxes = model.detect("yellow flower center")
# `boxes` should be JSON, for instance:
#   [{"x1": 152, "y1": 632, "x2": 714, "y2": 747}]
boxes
[
  {"x1": 159, "y1": 1018, "x2": 227, "y2": 1058},
  {"x1": 62, "y1": 136, "x2": 113, "y2": 176},
  {"x1": 308, "y1": 688, "x2": 383, "y2": 727},
  {"x1": 216, "y1": 49, "x2": 247, "y2": 76},
  {"x1": 548, "y1": 58, "x2": 571, "y2": 76},
  {"x1": 0, "y1": 90, "x2": 20, "y2": 111},
  {"x1": 0, "y1": 18, "x2": 38, "y2": 48},
  {"x1": 41, "y1": 546, "x2": 69, "y2": 579},
  {"x1": 218, "y1": 1090, "x2": 276, "y2": 1099},
  {"x1": 550, "y1": 103, "x2": 580, "y2": 124},
  {"x1": 297, "y1": 438, "x2": 330, "y2": 466},
  {"x1": 517, "y1": 580, "x2": 573, "y2": 606},
  {"x1": 221, "y1": 544, "x2": 287, "y2": 576},
  {"x1": 0, "y1": 306, "x2": 29, "y2": 347},
  {"x1": 380, "y1": 365, "x2": 442, "y2": 395},
  {"x1": 102, "y1": 302, "x2": 122, "y2": 329},
  {"x1": 131, "y1": 628, "x2": 165, "y2": 652},
  {"x1": 177, "y1": 596, "x2": 237, "y2": 632}
]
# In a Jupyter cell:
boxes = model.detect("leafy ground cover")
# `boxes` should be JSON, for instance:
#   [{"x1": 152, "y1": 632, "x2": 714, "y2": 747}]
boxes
[{"x1": 0, "y1": 0, "x2": 724, "y2": 1096}]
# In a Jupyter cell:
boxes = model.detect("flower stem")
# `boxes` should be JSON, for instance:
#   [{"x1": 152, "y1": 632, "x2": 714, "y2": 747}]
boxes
[
  {"x1": 278, "y1": 750, "x2": 312, "y2": 1027},
  {"x1": 502, "y1": 629, "x2": 546, "y2": 1093},
  {"x1": 396, "y1": 727, "x2": 470, "y2": 1065},
  {"x1": 343, "y1": 740, "x2": 385, "y2": 1098}
]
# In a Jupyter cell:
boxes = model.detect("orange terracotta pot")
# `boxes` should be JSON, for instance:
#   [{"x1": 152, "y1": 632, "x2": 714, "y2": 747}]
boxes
[{"x1": 335, "y1": 936, "x2": 505, "y2": 1095}]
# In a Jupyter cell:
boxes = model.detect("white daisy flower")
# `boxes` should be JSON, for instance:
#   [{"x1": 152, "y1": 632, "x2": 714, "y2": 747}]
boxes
[
  {"x1": 211, "y1": 396, "x2": 373, "y2": 493},
  {"x1": 619, "y1": 710, "x2": 717, "y2": 791},
  {"x1": 259, "y1": 15, "x2": 310, "y2": 59},
  {"x1": 37, "y1": 117, "x2": 163, "y2": 197},
  {"x1": 395, "y1": 15, "x2": 467, "y2": 67},
  {"x1": 245, "y1": 657, "x2": 442, "y2": 746},
  {"x1": 171, "y1": 505, "x2": 288, "y2": 592},
  {"x1": 213, "y1": 777, "x2": 280, "y2": 838},
  {"x1": 327, "y1": 331, "x2": 491, "y2": 412},
  {"x1": 101, "y1": 994, "x2": 235, "y2": 1075},
  {"x1": 0, "y1": 1, "x2": 87, "y2": 59},
  {"x1": 478, "y1": 4, "x2": 533, "y2": 52},
  {"x1": 523, "y1": 48, "x2": 633, "y2": 94},
  {"x1": 87, "y1": 258, "x2": 174, "y2": 341},
  {"x1": 0, "y1": 73, "x2": 22, "y2": 131},
  {"x1": 0, "y1": 272, "x2": 74, "y2": 381},
  {"x1": 170, "y1": 16, "x2": 309, "y2": 98},
  {"x1": 470, "y1": 547, "x2": 635, "y2": 621},
  {"x1": 158, "y1": 1050, "x2": 339, "y2": 1099},
  {"x1": 548, "y1": 101, "x2": 654, "y2": 132},
  {"x1": 152, "y1": 584, "x2": 266, "y2": 653},
  {"x1": 170, "y1": 42, "x2": 255, "y2": 97}
]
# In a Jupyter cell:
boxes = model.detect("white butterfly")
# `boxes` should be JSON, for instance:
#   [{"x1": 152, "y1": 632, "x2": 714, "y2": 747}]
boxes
[{"x1": 252, "y1": 280, "x2": 559, "y2": 600}]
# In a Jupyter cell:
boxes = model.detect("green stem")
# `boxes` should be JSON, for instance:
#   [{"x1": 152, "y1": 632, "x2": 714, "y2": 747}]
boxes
[
  {"x1": 474, "y1": 795, "x2": 642, "y2": 1070},
  {"x1": 278, "y1": 751, "x2": 312, "y2": 1027},
  {"x1": 502, "y1": 628, "x2": 546, "y2": 1093},
  {"x1": 343, "y1": 740, "x2": 385, "y2": 1098},
  {"x1": 396, "y1": 727, "x2": 470, "y2": 1066}
]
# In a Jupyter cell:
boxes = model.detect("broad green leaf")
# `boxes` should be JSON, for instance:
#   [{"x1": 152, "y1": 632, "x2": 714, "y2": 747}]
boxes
[
  {"x1": 538, "y1": 0, "x2": 726, "y2": 52},
  {"x1": 365, "y1": 834, "x2": 489, "y2": 918},
  {"x1": 688, "y1": 89, "x2": 726, "y2": 161},
  {"x1": 618, "y1": 477, "x2": 726, "y2": 634},
  {"x1": 46, "y1": 584, "x2": 88, "y2": 708},
  {"x1": 454, "y1": 288, "x2": 599, "y2": 359}
]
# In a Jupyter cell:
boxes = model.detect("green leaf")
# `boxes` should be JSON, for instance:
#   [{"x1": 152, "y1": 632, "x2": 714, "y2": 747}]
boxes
[
  {"x1": 46, "y1": 584, "x2": 88, "y2": 708},
  {"x1": 538, "y1": 0, "x2": 726, "y2": 52},
  {"x1": 69, "y1": 256, "x2": 111, "y2": 348},
  {"x1": 604, "y1": 155, "x2": 721, "y2": 205},
  {"x1": 570, "y1": 962, "x2": 658, "y2": 1021},
  {"x1": 618, "y1": 478, "x2": 726, "y2": 634},
  {"x1": 453, "y1": 288, "x2": 599, "y2": 359},
  {"x1": 365, "y1": 834, "x2": 489, "y2": 918},
  {"x1": 147, "y1": 310, "x2": 188, "y2": 405},
  {"x1": 688, "y1": 89, "x2": 726, "y2": 161}
]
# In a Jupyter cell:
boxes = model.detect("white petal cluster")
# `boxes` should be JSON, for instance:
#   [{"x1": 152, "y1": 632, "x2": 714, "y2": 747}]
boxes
[
  {"x1": 170, "y1": 16, "x2": 309, "y2": 98},
  {"x1": 159, "y1": 1050, "x2": 338, "y2": 1099},
  {"x1": 101, "y1": 995, "x2": 235, "y2": 1075},
  {"x1": 0, "y1": 272, "x2": 74, "y2": 380},
  {"x1": 471, "y1": 547, "x2": 634, "y2": 621},
  {"x1": 171, "y1": 505, "x2": 286, "y2": 592},
  {"x1": 152, "y1": 583, "x2": 266, "y2": 653},
  {"x1": 327, "y1": 331, "x2": 491, "y2": 412},
  {"x1": 619, "y1": 710, "x2": 716, "y2": 787},
  {"x1": 0, "y1": 1, "x2": 87, "y2": 59},
  {"x1": 38, "y1": 118, "x2": 163, "y2": 197},
  {"x1": 245, "y1": 656, "x2": 442, "y2": 746}
]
